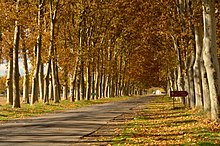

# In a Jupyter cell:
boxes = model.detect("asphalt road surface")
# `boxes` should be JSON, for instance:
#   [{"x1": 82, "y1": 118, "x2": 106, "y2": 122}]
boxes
[{"x1": 0, "y1": 96, "x2": 155, "y2": 146}]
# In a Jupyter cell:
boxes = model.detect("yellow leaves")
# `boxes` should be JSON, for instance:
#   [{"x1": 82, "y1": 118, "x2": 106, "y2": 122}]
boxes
[
  {"x1": 114, "y1": 96, "x2": 220, "y2": 145},
  {"x1": 201, "y1": 119, "x2": 220, "y2": 132}
]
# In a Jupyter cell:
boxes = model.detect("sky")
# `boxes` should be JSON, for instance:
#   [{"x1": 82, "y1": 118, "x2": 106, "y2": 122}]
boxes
[
  {"x1": 0, "y1": 59, "x2": 31, "y2": 77},
  {"x1": 0, "y1": 63, "x2": 7, "y2": 77}
]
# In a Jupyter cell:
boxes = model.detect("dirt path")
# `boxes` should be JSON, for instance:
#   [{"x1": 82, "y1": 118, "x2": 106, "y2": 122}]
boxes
[{"x1": 0, "y1": 96, "x2": 155, "y2": 146}]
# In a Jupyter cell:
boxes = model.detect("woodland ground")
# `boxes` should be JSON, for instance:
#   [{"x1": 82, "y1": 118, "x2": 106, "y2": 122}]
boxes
[{"x1": 79, "y1": 96, "x2": 220, "y2": 145}]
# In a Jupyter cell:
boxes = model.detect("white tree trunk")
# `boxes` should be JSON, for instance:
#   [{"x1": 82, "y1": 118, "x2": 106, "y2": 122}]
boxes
[
  {"x1": 203, "y1": 0, "x2": 220, "y2": 120},
  {"x1": 51, "y1": 59, "x2": 59, "y2": 103},
  {"x1": 31, "y1": 0, "x2": 45, "y2": 105},
  {"x1": 193, "y1": 25, "x2": 203, "y2": 108},
  {"x1": 104, "y1": 76, "x2": 109, "y2": 98},
  {"x1": 6, "y1": 50, "x2": 13, "y2": 105},
  {"x1": 43, "y1": 62, "x2": 51, "y2": 104},
  {"x1": 86, "y1": 66, "x2": 91, "y2": 100},
  {"x1": 49, "y1": 77, "x2": 53, "y2": 100},
  {"x1": 62, "y1": 71, "x2": 68, "y2": 100},
  {"x1": 94, "y1": 70, "x2": 98, "y2": 100},
  {"x1": 38, "y1": 0, "x2": 45, "y2": 102},
  {"x1": 201, "y1": 56, "x2": 211, "y2": 111},
  {"x1": 69, "y1": 75, "x2": 74, "y2": 101},
  {"x1": 173, "y1": 38, "x2": 184, "y2": 91},
  {"x1": 30, "y1": 45, "x2": 39, "y2": 105},
  {"x1": 45, "y1": 0, "x2": 59, "y2": 103},
  {"x1": 12, "y1": 0, "x2": 20, "y2": 108},
  {"x1": 62, "y1": 85, "x2": 68, "y2": 100},
  {"x1": 173, "y1": 69, "x2": 178, "y2": 91},
  {"x1": 69, "y1": 56, "x2": 79, "y2": 102},
  {"x1": 39, "y1": 62, "x2": 44, "y2": 101},
  {"x1": 22, "y1": 47, "x2": 29, "y2": 104}
]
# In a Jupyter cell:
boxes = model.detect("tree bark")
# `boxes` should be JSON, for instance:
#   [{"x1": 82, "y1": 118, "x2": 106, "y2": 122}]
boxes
[
  {"x1": 45, "y1": 0, "x2": 59, "y2": 103},
  {"x1": 173, "y1": 37, "x2": 184, "y2": 91},
  {"x1": 22, "y1": 47, "x2": 29, "y2": 104},
  {"x1": 31, "y1": 0, "x2": 45, "y2": 105},
  {"x1": 51, "y1": 59, "x2": 59, "y2": 103},
  {"x1": 6, "y1": 49, "x2": 13, "y2": 105},
  {"x1": 39, "y1": 62, "x2": 44, "y2": 101},
  {"x1": 193, "y1": 25, "x2": 203, "y2": 108},
  {"x1": 31, "y1": 45, "x2": 39, "y2": 105},
  {"x1": 12, "y1": 0, "x2": 21, "y2": 108},
  {"x1": 43, "y1": 61, "x2": 51, "y2": 104},
  {"x1": 62, "y1": 71, "x2": 68, "y2": 100},
  {"x1": 203, "y1": 0, "x2": 220, "y2": 120},
  {"x1": 87, "y1": 65, "x2": 91, "y2": 100},
  {"x1": 69, "y1": 55, "x2": 79, "y2": 102},
  {"x1": 201, "y1": 56, "x2": 211, "y2": 112}
]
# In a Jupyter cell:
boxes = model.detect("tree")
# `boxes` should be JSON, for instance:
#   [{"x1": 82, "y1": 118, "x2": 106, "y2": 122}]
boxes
[
  {"x1": 202, "y1": 0, "x2": 220, "y2": 120},
  {"x1": 21, "y1": 44, "x2": 29, "y2": 104},
  {"x1": 12, "y1": 0, "x2": 21, "y2": 108},
  {"x1": 44, "y1": 0, "x2": 60, "y2": 103},
  {"x1": 193, "y1": 25, "x2": 203, "y2": 108},
  {"x1": 30, "y1": 0, "x2": 45, "y2": 105}
]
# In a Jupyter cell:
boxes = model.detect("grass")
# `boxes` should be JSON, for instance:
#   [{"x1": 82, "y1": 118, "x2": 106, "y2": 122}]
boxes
[
  {"x1": 0, "y1": 96, "x2": 134, "y2": 122},
  {"x1": 112, "y1": 96, "x2": 220, "y2": 145}
]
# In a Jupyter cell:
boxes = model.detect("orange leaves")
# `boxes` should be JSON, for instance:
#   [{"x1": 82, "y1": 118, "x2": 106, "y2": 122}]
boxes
[
  {"x1": 114, "y1": 97, "x2": 220, "y2": 145},
  {"x1": 201, "y1": 119, "x2": 220, "y2": 132}
]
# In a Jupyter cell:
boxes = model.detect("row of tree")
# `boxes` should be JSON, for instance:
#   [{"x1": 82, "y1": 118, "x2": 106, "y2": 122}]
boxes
[
  {"x1": 1, "y1": 0, "x2": 220, "y2": 121},
  {"x1": 165, "y1": 0, "x2": 220, "y2": 121},
  {"x1": 0, "y1": 0, "x2": 169, "y2": 108}
]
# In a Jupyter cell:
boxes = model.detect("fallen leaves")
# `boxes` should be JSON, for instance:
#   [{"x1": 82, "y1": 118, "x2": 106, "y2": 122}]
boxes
[{"x1": 112, "y1": 96, "x2": 220, "y2": 145}]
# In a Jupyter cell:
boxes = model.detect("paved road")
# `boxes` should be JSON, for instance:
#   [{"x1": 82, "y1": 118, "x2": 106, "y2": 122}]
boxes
[{"x1": 0, "y1": 96, "x2": 154, "y2": 146}]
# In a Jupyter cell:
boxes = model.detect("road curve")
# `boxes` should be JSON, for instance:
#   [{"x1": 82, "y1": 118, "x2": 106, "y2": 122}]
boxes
[{"x1": 0, "y1": 96, "x2": 155, "y2": 146}]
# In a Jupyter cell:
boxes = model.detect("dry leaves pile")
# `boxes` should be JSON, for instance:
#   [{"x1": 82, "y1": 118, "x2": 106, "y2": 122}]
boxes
[{"x1": 113, "y1": 96, "x2": 220, "y2": 145}]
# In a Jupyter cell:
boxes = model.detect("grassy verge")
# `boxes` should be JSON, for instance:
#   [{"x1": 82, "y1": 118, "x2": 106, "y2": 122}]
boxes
[
  {"x1": 0, "y1": 96, "x2": 134, "y2": 122},
  {"x1": 112, "y1": 96, "x2": 220, "y2": 145}
]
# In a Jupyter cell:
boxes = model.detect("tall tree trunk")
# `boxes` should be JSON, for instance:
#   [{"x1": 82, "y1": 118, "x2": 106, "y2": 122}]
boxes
[
  {"x1": 31, "y1": 45, "x2": 39, "y2": 105},
  {"x1": 43, "y1": 62, "x2": 50, "y2": 104},
  {"x1": 49, "y1": 76, "x2": 53, "y2": 100},
  {"x1": 12, "y1": 0, "x2": 20, "y2": 108},
  {"x1": 188, "y1": 44, "x2": 196, "y2": 108},
  {"x1": 51, "y1": 59, "x2": 59, "y2": 103},
  {"x1": 96, "y1": 65, "x2": 100, "y2": 99},
  {"x1": 62, "y1": 71, "x2": 68, "y2": 100},
  {"x1": 193, "y1": 25, "x2": 203, "y2": 108},
  {"x1": 38, "y1": 0, "x2": 45, "y2": 101},
  {"x1": 168, "y1": 71, "x2": 174, "y2": 96},
  {"x1": 69, "y1": 55, "x2": 79, "y2": 102},
  {"x1": 56, "y1": 60, "x2": 61, "y2": 100},
  {"x1": 201, "y1": 56, "x2": 211, "y2": 112},
  {"x1": 80, "y1": 61, "x2": 85, "y2": 100},
  {"x1": 48, "y1": 0, "x2": 59, "y2": 103},
  {"x1": 62, "y1": 84, "x2": 68, "y2": 100},
  {"x1": 69, "y1": 75, "x2": 75, "y2": 102},
  {"x1": 103, "y1": 73, "x2": 107, "y2": 98},
  {"x1": 6, "y1": 49, "x2": 13, "y2": 105},
  {"x1": 173, "y1": 69, "x2": 178, "y2": 91},
  {"x1": 39, "y1": 62, "x2": 44, "y2": 101},
  {"x1": 87, "y1": 65, "x2": 91, "y2": 100},
  {"x1": 31, "y1": 0, "x2": 44, "y2": 105},
  {"x1": 22, "y1": 47, "x2": 29, "y2": 104},
  {"x1": 172, "y1": 37, "x2": 184, "y2": 94},
  {"x1": 77, "y1": 74, "x2": 81, "y2": 101},
  {"x1": 94, "y1": 70, "x2": 98, "y2": 100},
  {"x1": 203, "y1": 0, "x2": 220, "y2": 120}
]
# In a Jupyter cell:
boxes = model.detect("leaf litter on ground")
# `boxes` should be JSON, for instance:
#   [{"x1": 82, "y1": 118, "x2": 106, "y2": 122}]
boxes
[{"x1": 112, "y1": 96, "x2": 220, "y2": 145}]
